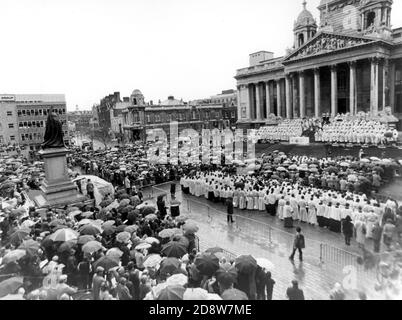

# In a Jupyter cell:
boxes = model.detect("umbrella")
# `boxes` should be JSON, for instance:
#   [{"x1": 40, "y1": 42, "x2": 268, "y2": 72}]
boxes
[
  {"x1": 159, "y1": 257, "x2": 181, "y2": 276},
  {"x1": 158, "y1": 228, "x2": 182, "y2": 239},
  {"x1": 174, "y1": 215, "x2": 189, "y2": 223},
  {"x1": 115, "y1": 225, "x2": 127, "y2": 233},
  {"x1": 183, "y1": 288, "x2": 209, "y2": 300},
  {"x1": 145, "y1": 214, "x2": 158, "y2": 221},
  {"x1": 135, "y1": 242, "x2": 152, "y2": 250},
  {"x1": 81, "y1": 211, "x2": 94, "y2": 218},
  {"x1": 340, "y1": 162, "x2": 350, "y2": 167},
  {"x1": 216, "y1": 267, "x2": 238, "y2": 286},
  {"x1": 77, "y1": 235, "x2": 95, "y2": 245},
  {"x1": 182, "y1": 221, "x2": 199, "y2": 234},
  {"x1": 166, "y1": 274, "x2": 188, "y2": 287},
  {"x1": 77, "y1": 219, "x2": 94, "y2": 226},
  {"x1": 93, "y1": 256, "x2": 119, "y2": 271},
  {"x1": 82, "y1": 241, "x2": 103, "y2": 254},
  {"x1": 40, "y1": 236, "x2": 54, "y2": 249},
  {"x1": 2, "y1": 249, "x2": 26, "y2": 265},
  {"x1": 48, "y1": 228, "x2": 79, "y2": 242},
  {"x1": 20, "y1": 220, "x2": 37, "y2": 229},
  {"x1": 157, "y1": 285, "x2": 185, "y2": 300},
  {"x1": 9, "y1": 229, "x2": 30, "y2": 245},
  {"x1": 106, "y1": 248, "x2": 123, "y2": 260},
  {"x1": 79, "y1": 224, "x2": 101, "y2": 236},
  {"x1": 162, "y1": 241, "x2": 187, "y2": 258},
  {"x1": 143, "y1": 254, "x2": 163, "y2": 269},
  {"x1": 256, "y1": 258, "x2": 275, "y2": 271},
  {"x1": 144, "y1": 237, "x2": 160, "y2": 245},
  {"x1": 69, "y1": 210, "x2": 82, "y2": 217},
  {"x1": 124, "y1": 225, "x2": 138, "y2": 234},
  {"x1": 289, "y1": 164, "x2": 298, "y2": 170},
  {"x1": 277, "y1": 167, "x2": 287, "y2": 171},
  {"x1": 116, "y1": 231, "x2": 131, "y2": 243},
  {"x1": 221, "y1": 288, "x2": 249, "y2": 300},
  {"x1": 18, "y1": 239, "x2": 40, "y2": 256},
  {"x1": 58, "y1": 241, "x2": 75, "y2": 253},
  {"x1": 194, "y1": 253, "x2": 220, "y2": 276},
  {"x1": 0, "y1": 277, "x2": 24, "y2": 298},
  {"x1": 49, "y1": 219, "x2": 66, "y2": 228},
  {"x1": 102, "y1": 220, "x2": 116, "y2": 228},
  {"x1": 235, "y1": 255, "x2": 258, "y2": 274}
]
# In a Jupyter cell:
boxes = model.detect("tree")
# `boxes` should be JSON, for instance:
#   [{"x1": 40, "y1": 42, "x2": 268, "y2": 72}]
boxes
[{"x1": 93, "y1": 127, "x2": 112, "y2": 149}]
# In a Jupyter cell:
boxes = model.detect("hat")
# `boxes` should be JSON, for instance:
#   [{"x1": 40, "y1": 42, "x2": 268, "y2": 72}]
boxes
[
  {"x1": 52, "y1": 256, "x2": 59, "y2": 262},
  {"x1": 96, "y1": 266, "x2": 105, "y2": 273},
  {"x1": 59, "y1": 274, "x2": 68, "y2": 282}
]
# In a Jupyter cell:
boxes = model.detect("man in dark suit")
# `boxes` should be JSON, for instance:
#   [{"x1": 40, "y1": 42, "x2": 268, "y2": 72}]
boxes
[
  {"x1": 289, "y1": 227, "x2": 305, "y2": 261},
  {"x1": 226, "y1": 197, "x2": 234, "y2": 223},
  {"x1": 286, "y1": 280, "x2": 305, "y2": 300}
]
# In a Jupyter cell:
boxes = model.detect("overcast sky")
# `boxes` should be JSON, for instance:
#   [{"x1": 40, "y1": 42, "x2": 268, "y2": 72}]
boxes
[{"x1": 1, "y1": 0, "x2": 401, "y2": 111}]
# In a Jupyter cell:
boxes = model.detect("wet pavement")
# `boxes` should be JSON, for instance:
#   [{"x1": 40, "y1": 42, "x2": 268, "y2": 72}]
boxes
[{"x1": 145, "y1": 183, "x2": 384, "y2": 300}]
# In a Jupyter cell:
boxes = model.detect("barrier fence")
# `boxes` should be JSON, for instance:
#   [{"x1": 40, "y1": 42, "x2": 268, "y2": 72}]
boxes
[{"x1": 148, "y1": 183, "x2": 378, "y2": 282}]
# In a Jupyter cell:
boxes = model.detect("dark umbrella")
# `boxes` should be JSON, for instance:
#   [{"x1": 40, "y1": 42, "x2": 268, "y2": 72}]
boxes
[
  {"x1": 221, "y1": 288, "x2": 248, "y2": 300},
  {"x1": 157, "y1": 285, "x2": 185, "y2": 300},
  {"x1": 235, "y1": 255, "x2": 258, "y2": 274},
  {"x1": 115, "y1": 225, "x2": 127, "y2": 233},
  {"x1": 102, "y1": 225, "x2": 116, "y2": 236},
  {"x1": 40, "y1": 236, "x2": 54, "y2": 249},
  {"x1": 161, "y1": 241, "x2": 187, "y2": 259},
  {"x1": 77, "y1": 235, "x2": 95, "y2": 245},
  {"x1": 79, "y1": 224, "x2": 101, "y2": 236},
  {"x1": 93, "y1": 256, "x2": 119, "y2": 271},
  {"x1": 216, "y1": 267, "x2": 238, "y2": 286},
  {"x1": 0, "y1": 277, "x2": 24, "y2": 298},
  {"x1": 194, "y1": 253, "x2": 220, "y2": 277},
  {"x1": 159, "y1": 258, "x2": 181, "y2": 276}
]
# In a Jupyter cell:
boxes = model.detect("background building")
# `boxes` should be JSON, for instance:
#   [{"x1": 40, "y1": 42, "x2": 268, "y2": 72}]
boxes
[
  {"x1": 67, "y1": 106, "x2": 94, "y2": 131},
  {"x1": 0, "y1": 94, "x2": 68, "y2": 150},
  {"x1": 235, "y1": 0, "x2": 402, "y2": 129}
]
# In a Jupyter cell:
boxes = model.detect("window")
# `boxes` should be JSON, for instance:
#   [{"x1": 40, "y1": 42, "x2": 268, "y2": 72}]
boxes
[
  {"x1": 22, "y1": 110, "x2": 26, "y2": 116},
  {"x1": 10, "y1": 136, "x2": 15, "y2": 141},
  {"x1": 24, "y1": 121, "x2": 27, "y2": 127},
  {"x1": 0, "y1": 135, "x2": 3, "y2": 143},
  {"x1": 192, "y1": 111, "x2": 197, "y2": 120},
  {"x1": 18, "y1": 110, "x2": 22, "y2": 117},
  {"x1": 39, "y1": 109, "x2": 43, "y2": 116},
  {"x1": 231, "y1": 111, "x2": 236, "y2": 118},
  {"x1": 21, "y1": 134, "x2": 25, "y2": 141},
  {"x1": 19, "y1": 122, "x2": 23, "y2": 128},
  {"x1": 8, "y1": 123, "x2": 14, "y2": 129},
  {"x1": 7, "y1": 111, "x2": 12, "y2": 116},
  {"x1": 146, "y1": 115, "x2": 151, "y2": 123},
  {"x1": 205, "y1": 111, "x2": 210, "y2": 119},
  {"x1": 26, "y1": 110, "x2": 31, "y2": 116}
]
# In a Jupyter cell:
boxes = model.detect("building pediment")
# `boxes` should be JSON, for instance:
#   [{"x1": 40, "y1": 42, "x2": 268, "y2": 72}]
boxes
[{"x1": 284, "y1": 32, "x2": 375, "y2": 63}]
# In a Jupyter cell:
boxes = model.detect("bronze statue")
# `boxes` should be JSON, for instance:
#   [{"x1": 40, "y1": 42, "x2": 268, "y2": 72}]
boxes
[{"x1": 42, "y1": 108, "x2": 65, "y2": 149}]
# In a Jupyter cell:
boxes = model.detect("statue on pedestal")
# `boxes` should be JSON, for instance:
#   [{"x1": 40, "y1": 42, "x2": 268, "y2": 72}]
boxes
[{"x1": 42, "y1": 108, "x2": 65, "y2": 149}]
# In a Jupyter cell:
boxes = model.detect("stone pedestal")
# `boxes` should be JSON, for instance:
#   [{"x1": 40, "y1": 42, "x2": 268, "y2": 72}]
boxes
[{"x1": 37, "y1": 147, "x2": 87, "y2": 208}]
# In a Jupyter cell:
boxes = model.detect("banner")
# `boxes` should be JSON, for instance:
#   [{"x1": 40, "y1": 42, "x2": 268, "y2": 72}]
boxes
[{"x1": 289, "y1": 137, "x2": 310, "y2": 145}]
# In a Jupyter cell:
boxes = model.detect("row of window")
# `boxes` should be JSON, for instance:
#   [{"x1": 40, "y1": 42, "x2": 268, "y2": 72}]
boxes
[
  {"x1": 21, "y1": 131, "x2": 68, "y2": 142},
  {"x1": 143, "y1": 111, "x2": 235, "y2": 124},
  {"x1": 0, "y1": 135, "x2": 15, "y2": 142},
  {"x1": 18, "y1": 120, "x2": 66, "y2": 128},
  {"x1": 17, "y1": 107, "x2": 66, "y2": 117}
]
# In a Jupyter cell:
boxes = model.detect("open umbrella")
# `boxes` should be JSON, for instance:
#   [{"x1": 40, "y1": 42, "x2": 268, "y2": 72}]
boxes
[
  {"x1": 194, "y1": 253, "x2": 220, "y2": 276},
  {"x1": 49, "y1": 228, "x2": 79, "y2": 242},
  {"x1": 221, "y1": 288, "x2": 248, "y2": 300},
  {"x1": 93, "y1": 256, "x2": 119, "y2": 271},
  {"x1": 106, "y1": 248, "x2": 123, "y2": 260},
  {"x1": 157, "y1": 285, "x2": 185, "y2": 300},
  {"x1": 82, "y1": 241, "x2": 103, "y2": 254},
  {"x1": 183, "y1": 288, "x2": 209, "y2": 300},
  {"x1": 2, "y1": 249, "x2": 26, "y2": 265},
  {"x1": 256, "y1": 258, "x2": 275, "y2": 271},
  {"x1": 159, "y1": 257, "x2": 181, "y2": 276},
  {"x1": 77, "y1": 219, "x2": 94, "y2": 226},
  {"x1": 102, "y1": 225, "x2": 116, "y2": 236},
  {"x1": 143, "y1": 254, "x2": 163, "y2": 269},
  {"x1": 166, "y1": 274, "x2": 188, "y2": 287},
  {"x1": 115, "y1": 225, "x2": 127, "y2": 233},
  {"x1": 158, "y1": 228, "x2": 182, "y2": 239},
  {"x1": 102, "y1": 220, "x2": 115, "y2": 228},
  {"x1": 79, "y1": 224, "x2": 101, "y2": 236},
  {"x1": 81, "y1": 211, "x2": 94, "y2": 218},
  {"x1": 235, "y1": 255, "x2": 258, "y2": 274},
  {"x1": 20, "y1": 220, "x2": 37, "y2": 229},
  {"x1": 216, "y1": 267, "x2": 238, "y2": 287},
  {"x1": 135, "y1": 242, "x2": 152, "y2": 250},
  {"x1": 58, "y1": 241, "x2": 75, "y2": 253},
  {"x1": 144, "y1": 237, "x2": 160, "y2": 245},
  {"x1": 116, "y1": 231, "x2": 131, "y2": 243},
  {"x1": 77, "y1": 235, "x2": 95, "y2": 245},
  {"x1": 18, "y1": 239, "x2": 40, "y2": 256},
  {"x1": 162, "y1": 241, "x2": 187, "y2": 258},
  {"x1": 0, "y1": 277, "x2": 24, "y2": 298},
  {"x1": 174, "y1": 215, "x2": 189, "y2": 223},
  {"x1": 182, "y1": 221, "x2": 199, "y2": 234},
  {"x1": 124, "y1": 225, "x2": 138, "y2": 234},
  {"x1": 9, "y1": 229, "x2": 30, "y2": 245},
  {"x1": 145, "y1": 214, "x2": 158, "y2": 221}
]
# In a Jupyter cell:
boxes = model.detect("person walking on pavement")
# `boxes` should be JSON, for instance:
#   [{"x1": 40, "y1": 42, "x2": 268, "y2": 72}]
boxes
[
  {"x1": 371, "y1": 221, "x2": 383, "y2": 253},
  {"x1": 289, "y1": 227, "x2": 305, "y2": 261},
  {"x1": 286, "y1": 280, "x2": 305, "y2": 300},
  {"x1": 342, "y1": 215, "x2": 354, "y2": 246},
  {"x1": 226, "y1": 197, "x2": 234, "y2": 224}
]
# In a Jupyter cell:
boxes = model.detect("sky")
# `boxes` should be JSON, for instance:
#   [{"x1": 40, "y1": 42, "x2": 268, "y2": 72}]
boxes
[{"x1": 1, "y1": 0, "x2": 402, "y2": 111}]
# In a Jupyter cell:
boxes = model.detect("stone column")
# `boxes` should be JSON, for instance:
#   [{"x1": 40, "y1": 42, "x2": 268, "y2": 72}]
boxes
[
  {"x1": 383, "y1": 58, "x2": 389, "y2": 110},
  {"x1": 349, "y1": 61, "x2": 357, "y2": 116},
  {"x1": 236, "y1": 85, "x2": 241, "y2": 121},
  {"x1": 245, "y1": 84, "x2": 251, "y2": 120},
  {"x1": 292, "y1": 74, "x2": 298, "y2": 118},
  {"x1": 265, "y1": 81, "x2": 271, "y2": 117},
  {"x1": 370, "y1": 57, "x2": 379, "y2": 116},
  {"x1": 276, "y1": 79, "x2": 282, "y2": 117},
  {"x1": 389, "y1": 61, "x2": 396, "y2": 113},
  {"x1": 330, "y1": 65, "x2": 338, "y2": 117},
  {"x1": 255, "y1": 83, "x2": 261, "y2": 120},
  {"x1": 299, "y1": 71, "x2": 306, "y2": 118},
  {"x1": 313, "y1": 68, "x2": 320, "y2": 118},
  {"x1": 285, "y1": 74, "x2": 292, "y2": 119}
]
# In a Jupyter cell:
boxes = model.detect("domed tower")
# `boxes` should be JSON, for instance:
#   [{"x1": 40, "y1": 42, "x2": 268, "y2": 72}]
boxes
[
  {"x1": 294, "y1": 1, "x2": 318, "y2": 49},
  {"x1": 130, "y1": 89, "x2": 145, "y2": 106},
  {"x1": 360, "y1": 0, "x2": 393, "y2": 39}
]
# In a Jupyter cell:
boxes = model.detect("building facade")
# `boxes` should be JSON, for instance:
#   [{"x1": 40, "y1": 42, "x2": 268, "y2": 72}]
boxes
[
  {"x1": 0, "y1": 94, "x2": 68, "y2": 150},
  {"x1": 0, "y1": 95, "x2": 19, "y2": 145},
  {"x1": 67, "y1": 106, "x2": 94, "y2": 131},
  {"x1": 235, "y1": 0, "x2": 402, "y2": 129}
]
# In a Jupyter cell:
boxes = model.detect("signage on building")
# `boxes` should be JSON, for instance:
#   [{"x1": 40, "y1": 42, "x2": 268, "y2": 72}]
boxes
[{"x1": 0, "y1": 95, "x2": 16, "y2": 102}]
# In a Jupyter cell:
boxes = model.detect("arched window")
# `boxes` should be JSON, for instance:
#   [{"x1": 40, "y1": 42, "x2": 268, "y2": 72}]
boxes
[
  {"x1": 298, "y1": 33, "x2": 304, "y2": 46},
  {"x1": 367, "y1": 12, "x2": 375, "y2": 28}
]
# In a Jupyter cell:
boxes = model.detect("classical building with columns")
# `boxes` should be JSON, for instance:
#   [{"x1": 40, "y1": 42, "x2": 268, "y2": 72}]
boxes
[{"x1": 235, "y1": 0, "x2": 402, "y2": 130}]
